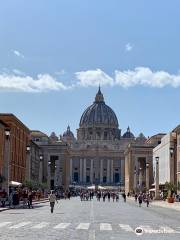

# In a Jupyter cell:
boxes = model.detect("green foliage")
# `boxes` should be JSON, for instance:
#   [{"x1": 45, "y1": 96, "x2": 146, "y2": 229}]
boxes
[{"x1": 164, "y1": 181, "x2": 177, "y2": 197}]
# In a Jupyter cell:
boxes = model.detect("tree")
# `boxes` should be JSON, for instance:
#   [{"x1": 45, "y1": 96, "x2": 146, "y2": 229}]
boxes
[{"x1": 164, "y1": 181, "x2": 177, "y2": 197}]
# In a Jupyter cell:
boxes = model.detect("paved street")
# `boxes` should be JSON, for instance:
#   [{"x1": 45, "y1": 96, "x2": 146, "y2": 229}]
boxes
[{"x1": 0, "y1": 197, "x2": 180, "y2": 240}]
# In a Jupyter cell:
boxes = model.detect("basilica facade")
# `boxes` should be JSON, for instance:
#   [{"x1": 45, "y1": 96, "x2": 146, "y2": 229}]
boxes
[{"x1": 31, "y1": 88, "x2": 162, "y2": 192}]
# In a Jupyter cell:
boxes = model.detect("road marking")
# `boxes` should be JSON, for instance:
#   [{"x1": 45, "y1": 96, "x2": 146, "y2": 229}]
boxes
[
  {"x1": 31, "y1": 222, "x2": 49, "y2": 229},
  {"x1": 0, "y1": 222, "x2": 11, "y2": 227},
  {"x1": 119, "y1": 224, "x2": 134, "y2": 232},
  {"x1": 100, "y1": 223, "x2": 112, "y2": 231},
  {"x1": 9, "y1": 222, "x2": 31, "y2": 229},
  {"x1": 77, "y1": 223, "x2": 90, "y2": 230},
  {"x1": 54, "y1": 223, "x2": 70, "y2": 229}
]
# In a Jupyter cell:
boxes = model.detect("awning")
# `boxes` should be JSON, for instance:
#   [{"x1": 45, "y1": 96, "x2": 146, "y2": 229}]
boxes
[
  {"x1": 87, "y1": 185, "x2": 95, "y2": 190},
  {"x1": 9, "y1": 181, "x2": 22, "y2": 187}
]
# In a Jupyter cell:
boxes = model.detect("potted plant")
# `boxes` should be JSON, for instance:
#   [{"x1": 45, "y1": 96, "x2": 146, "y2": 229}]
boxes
[{"x1": 164, "y1": 182, "x2": 177, "y2": 203}]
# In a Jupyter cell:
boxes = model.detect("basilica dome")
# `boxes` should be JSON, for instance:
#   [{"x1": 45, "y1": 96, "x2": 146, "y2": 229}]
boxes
[
  {"x1": 123, "y1": 126, "x2": 135, "y2": 138},
  {"x1": 79, "y1": 87, "x2": 119, "y2": 128}
]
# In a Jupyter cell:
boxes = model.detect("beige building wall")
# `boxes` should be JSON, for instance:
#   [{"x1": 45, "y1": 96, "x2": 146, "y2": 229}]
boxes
[{"x1": 153, "y1": 132, "x2": 176, "y2": 184}]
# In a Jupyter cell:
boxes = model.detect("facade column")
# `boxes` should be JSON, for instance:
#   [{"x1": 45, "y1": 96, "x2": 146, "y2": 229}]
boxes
[
  {"x1": 83, "y1": 158, "x2": 86, "y2": 183},
  {"x1": 146, "y1": 163, "x2": 150, "y2": 191},
  {"x1": 133, "y1": 169, "x2": 137, "y2": 192},
  {"x1": 54, "y1": 159, "x2": 59, "y2": 187},
  {"x1": 80, "y1": 159, "x2": 83, "y2": 183},
  {"x1": 107, "y1": 160, "x2": 110, "y2": 183},
  {"x1": 110, "y1": 160, "x2": 114, "y2": 183},
  {"x1": 100, "y1": 159, "x2": 103, "y2": 183},
  {"x1": 121, "y1": 159, "x2": 125, "y2": 186},
  {"x1": 69, "y1": 158, "x2": 73, "y2": 184},
  {"x1": 90, "y1": 159, "x2": 94, "y2": 184},
  {"x1": 139, "y1": 168, "x2": 143, "y2": 191}
]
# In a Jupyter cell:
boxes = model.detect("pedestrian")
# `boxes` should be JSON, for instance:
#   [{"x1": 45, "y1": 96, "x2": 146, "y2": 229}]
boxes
[
  {"x1": 123, "y1": 193, "x2": 126, "y2": 202},
  {"x1": 116, "y1": 194, "x2": 119, "y2": 202},
  {"x1": 135, "y1": 193, "x2": 138, "y2": 202},
  {"x1": 48, "y1": 190, "x2": 58, "y2": 213},
  {"x1": 12, "y1": 191, "x2": 19, "y2": 208},
  {"x1": 138, "y1": 194, "x2": 143, "y2": 207},
  {"x1": 146, "y1": 194, "x2": 150, "y2": 207},
  {"x1": 28, "y1": 190, "x2": 33, "y2": 209},
  {"x1": 68, "y1": 191, "x2": 71, "y2": 200},
  {"x1": 107, "y1": 192, "x2": 111, "y2": 202},
  {"x1": 1, "y1": 189, "x2": 7, "y2": 207}
]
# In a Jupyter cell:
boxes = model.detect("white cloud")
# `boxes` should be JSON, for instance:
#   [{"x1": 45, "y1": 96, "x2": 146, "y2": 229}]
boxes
[
  {"x1": 1, "y1": 67, "x2": 180, "y2": 92},
  {"x1": 125, "y1": 43, "x2": 133, "y2": 52},
  {"x1": 0, "y1": 73, "x2": 68, "y2": 92},
  {"x1": 115, "y1": 67, "x2": 180, "y2": 88},
  {"x1": 75, "y1": 69, "x2": 114, "y2": 87},
  {"x1": 13, "y1": 50, "x2": 25, "y2": 58}
]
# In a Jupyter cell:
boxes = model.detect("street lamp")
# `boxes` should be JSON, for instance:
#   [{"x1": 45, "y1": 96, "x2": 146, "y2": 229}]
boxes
[
  {"x1": 170, "y1": 147, "x2": 174, "y2": 157},
  {"x1": 146, "y1": 163, "x2": 149, "y2": 168},
  {"x1": 155, "y1": 156, "x2": 160, "y2": 199},
  {"x1": 4, "y1": 129, "x2": 10, "y2": 195},
  {"x1": 156, "y1": 156, "x2": 159, "y2": 164},
  {"x1": 146, "y1": 163, "x2": 150, "y2": 191},
  {"x1": 39, "y1": 155, "x2": 43, "y2": 161},
  {"x1": 26, "y1": 146, "x2": 30, "y2": 152},
  {"x1": 5, "y1": 129, "x2": 10, "y2": 139}
]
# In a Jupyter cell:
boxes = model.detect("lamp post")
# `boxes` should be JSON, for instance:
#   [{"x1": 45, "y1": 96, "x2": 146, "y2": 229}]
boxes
[
  {"x1": 155, "y1": 156, "x2": 160, "y2": 200},
  {"x1": 3, "y1": 129, "x2": 10, "y2": 195},
  {"x1": 170, "y1": 147, "x2": 174, "y2": 184},
  {"x1": 146, "y1": 163, "x2": 150, "y2": 191},
  {"x1": 39, "y1": 155, "x2": 43, "y2": 184},
  {"x1": 26, "y1": 145, "x2": 31, "y2": 181}
]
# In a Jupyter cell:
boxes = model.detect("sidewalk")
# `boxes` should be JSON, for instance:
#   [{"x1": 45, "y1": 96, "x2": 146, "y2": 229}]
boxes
[
  {"x1": 151, "y1": 200, "x2": 180, "y2": 211},
  {"x1": 127, "y1": 196, "x2": 180, "y2": 211},
  {"x1": 0, "y1": 198, "x2": 49, "y2": 212}
]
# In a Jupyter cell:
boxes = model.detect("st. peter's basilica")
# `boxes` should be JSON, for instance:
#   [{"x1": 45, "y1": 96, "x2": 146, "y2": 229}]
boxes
[{"x1": 31, "y1": 88, "x2": 164, "y2": 193}]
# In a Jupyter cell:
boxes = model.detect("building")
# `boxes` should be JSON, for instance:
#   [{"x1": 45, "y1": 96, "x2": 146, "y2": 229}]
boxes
[
  {"x1": 153, "y1": 132, "x2": 176, "y2": 186},
  {"x1": 124, "y1": 133, "x2": 165, "y2": 194},
  {"x1": 0, "y1": 114, "x2": 30, "y2": 184},
  {"x1": 31, "y1": 88, "x2": 157, "y2": 191},
  {"x1": 0, "y1": 120, "x2": 10, "y2": 192},
  {"x1": 173, "y1": 125, "x2": 180, "y2": 192},
  {"x1": 26, "y1": 140, "x2": 42, "y2": 183}
]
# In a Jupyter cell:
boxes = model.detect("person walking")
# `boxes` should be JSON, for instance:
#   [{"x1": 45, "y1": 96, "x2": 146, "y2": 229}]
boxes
[
  {"x1": 122, "y1": 193, "x2": 126, "y2": 202},
  {"x1": 28, "y1": 190, "x2": 33, "y2": 209},
  {"x1": 134, "y1": 193, "x2": 138, "y2": 202},
  {"x1": 146, "y1": 193, "x2": 150, "y2": 207},
  {"x1": 138, "y1": 193, "x2": 143, "y2": 207},
  {"x1": 49, "y1": 190, "x2": 58, "y2": 213},
  {"x1": 107, "y1": 192, "x2": 111, "y2": 202}
]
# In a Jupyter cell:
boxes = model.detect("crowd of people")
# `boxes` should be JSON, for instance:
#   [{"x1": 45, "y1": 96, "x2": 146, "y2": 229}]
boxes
[
  {"x1": 0, "y1": 188, "x2": 44, "y2": 209},
  {"x1": 79, "y1": 190, "x2": 120, "y2": 202}
]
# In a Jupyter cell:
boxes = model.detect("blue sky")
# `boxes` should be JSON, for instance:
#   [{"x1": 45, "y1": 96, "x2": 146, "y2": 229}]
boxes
[{"x1": 0, "y1": 0, "x2": 180, "y2": 137}]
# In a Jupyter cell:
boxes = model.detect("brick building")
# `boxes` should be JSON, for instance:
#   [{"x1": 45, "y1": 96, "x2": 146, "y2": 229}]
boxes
[{"x1": 0, "y1": 114, "x2": 30, "y2": 184}]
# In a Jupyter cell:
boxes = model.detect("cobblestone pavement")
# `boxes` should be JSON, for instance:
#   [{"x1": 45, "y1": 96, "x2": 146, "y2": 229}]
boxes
[{"x1": 0, "y1": 196, "x2": 180, "y2": 240}]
